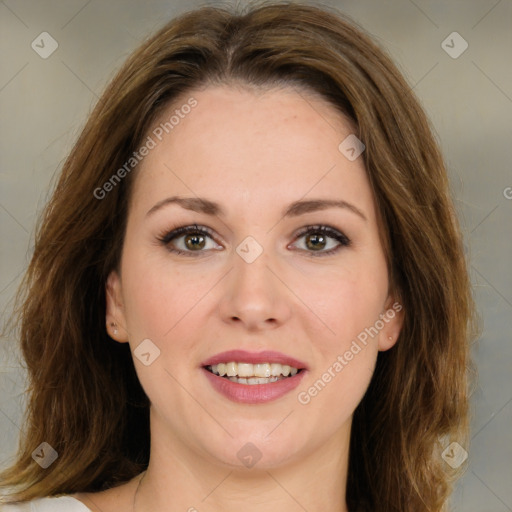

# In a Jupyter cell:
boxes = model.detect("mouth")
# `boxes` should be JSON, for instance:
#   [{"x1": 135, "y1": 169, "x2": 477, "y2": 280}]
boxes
[
  {"x1": 200, "y1": 349, "x2": 308, "y2": 402},
  {"x1": 204, "y1": 362, "x2": 305, "y2": 385}
]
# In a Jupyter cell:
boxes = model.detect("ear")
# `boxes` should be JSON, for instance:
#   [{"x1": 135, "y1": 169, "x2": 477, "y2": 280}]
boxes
[
  {"x1": 377, "y1": 294, "x2": 404, "y2": 352},
  {"x1": 105, "y1": 270, "x2": 129, "y2": 343}
]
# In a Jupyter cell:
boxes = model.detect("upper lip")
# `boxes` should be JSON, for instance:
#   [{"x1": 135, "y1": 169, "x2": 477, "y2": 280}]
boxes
[{"x1": 201, "y1": 350, "x2": 308, "y2": 370}]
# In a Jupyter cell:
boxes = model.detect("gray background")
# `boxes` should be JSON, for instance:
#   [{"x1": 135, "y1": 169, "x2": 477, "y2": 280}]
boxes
[{"x1": 1, "y1": 1, "x2": 511, "y2": 510}]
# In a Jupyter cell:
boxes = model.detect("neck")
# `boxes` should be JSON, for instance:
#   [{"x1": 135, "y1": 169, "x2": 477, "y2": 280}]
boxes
[{"x1": 133, "y1": 412, "x2": 351, "y2": 512}]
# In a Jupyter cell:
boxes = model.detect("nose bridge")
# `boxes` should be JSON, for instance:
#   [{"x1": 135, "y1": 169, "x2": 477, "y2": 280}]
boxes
[
  {"x1": 219, "y1": 235, "x2": 291, "y2": 329},
  {"x1": 235, "y1": 239, "x2": 271, "y2": 293}
]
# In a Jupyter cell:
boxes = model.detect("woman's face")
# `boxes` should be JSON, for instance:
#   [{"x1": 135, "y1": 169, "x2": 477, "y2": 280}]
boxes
[{"x1": 106, "y1": 85, "x2": 402, "y2": 470}]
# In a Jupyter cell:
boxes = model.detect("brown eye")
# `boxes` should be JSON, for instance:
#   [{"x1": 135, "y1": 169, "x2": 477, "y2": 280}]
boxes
[
  {"x1": 157, "y1": 225, "x2": 221, "y2": 256},
  {"x1": 292, "y1": 225, "x2": 351, "y2": 256},
  {"x1": 184, "y1": 233, "x2": 206, "y2": 251},
  {"x1": 305, "y1": 232, "x2": 328, "y2": 251}
]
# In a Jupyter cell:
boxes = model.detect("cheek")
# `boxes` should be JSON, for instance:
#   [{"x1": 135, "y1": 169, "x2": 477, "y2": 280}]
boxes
[
  {"x1": 337, "y1": 278, "x2": 386, "y2": 335},
  {"x1": 122, "y1": 267, "x2": 168, "y2": 337},
  {"x1": 121, "y1": 250, "x2": 218, "y2": 351},
  {"x1": 294, "y1": 260, "x2": 388, "y2": 349},
  {"x1": 300, "y1": 347, "x2": 378, "y2": 427},
  {"x1": 297, "y1": 273, "x2": 383, "y2": 414},
  {"x1": 299, "y1": 261, "x2": 386, "y2": 417},
  {"x1": 120, "y1": 249, "x2": 178, "y2": 338},
  {"x1": 319, "y1": 283, "x2": 381, "y2": 384}
]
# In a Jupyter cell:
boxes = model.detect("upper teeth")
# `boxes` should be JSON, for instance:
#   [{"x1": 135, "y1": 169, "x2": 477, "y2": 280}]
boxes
[{"x1": 209, "y1": 362, "x2": 299, "y2": 378}]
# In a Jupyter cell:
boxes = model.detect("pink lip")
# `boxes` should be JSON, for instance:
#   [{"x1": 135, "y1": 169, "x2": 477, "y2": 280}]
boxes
[
  {"x1": 201, "y1": 367, "x2": 308, "y2": 404},
  {"x1": 200, "y1": 350, "x2": 308, "y2": 404},
  {"x1": 200, "y1": 350, "x2": 308, "y2": 369}
]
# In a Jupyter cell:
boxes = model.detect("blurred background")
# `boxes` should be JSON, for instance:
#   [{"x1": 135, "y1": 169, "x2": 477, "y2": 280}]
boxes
[{"x1": 1, "y1": 1, "x2": 511, "y2": 510}]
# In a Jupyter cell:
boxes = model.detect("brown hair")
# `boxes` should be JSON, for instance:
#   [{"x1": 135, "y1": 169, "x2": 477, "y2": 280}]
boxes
[{"x1": 0, "y1": 2, "x2": 476, "y2": 510}]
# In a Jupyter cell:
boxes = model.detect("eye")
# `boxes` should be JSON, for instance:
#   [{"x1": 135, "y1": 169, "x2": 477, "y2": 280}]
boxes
[
  {"x1": 290, "y1": 225, "x2": 351, "y2": 256},
  {"x1": 157, "y1": 224, "x2": 221, "y2": 256},
  {"x1": 157, "y1": 223, "x2": 351, "y2": 257}
]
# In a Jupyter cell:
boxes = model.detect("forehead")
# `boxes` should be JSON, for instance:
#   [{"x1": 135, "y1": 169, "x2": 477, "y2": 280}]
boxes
[{"x1": 130, "y1": 85, "x2": 375, "y2": 221}]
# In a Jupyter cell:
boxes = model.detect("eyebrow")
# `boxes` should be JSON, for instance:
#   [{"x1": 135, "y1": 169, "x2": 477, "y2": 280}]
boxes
[{"x1": 146, "y1": 196, "x2": 367, "y2": 221}]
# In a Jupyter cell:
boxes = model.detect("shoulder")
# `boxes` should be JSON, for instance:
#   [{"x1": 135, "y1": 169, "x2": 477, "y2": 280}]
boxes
[
  {"x1": 1, "y1": 495, "x2": 92, "y2": 511},
  {"x1": 1, "y1": 472, "x2": 142, "y2": 512}
]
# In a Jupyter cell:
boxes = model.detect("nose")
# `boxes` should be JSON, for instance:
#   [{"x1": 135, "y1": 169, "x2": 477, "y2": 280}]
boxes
[{"x1": 217, "y1": 245, "x2": 292, "y2": 332}]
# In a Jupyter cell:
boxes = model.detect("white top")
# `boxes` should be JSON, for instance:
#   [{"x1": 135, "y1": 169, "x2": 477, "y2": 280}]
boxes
[{"x1": 1, "y1": 496, "x2": 92, "y2": 511}]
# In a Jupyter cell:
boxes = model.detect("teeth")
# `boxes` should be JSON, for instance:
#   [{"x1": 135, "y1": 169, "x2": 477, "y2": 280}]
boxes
[
  {"x1": 270, "y1": 363, "x2": 281, "y2": 377},
  {"x1": 209, "y1": 362, "x2": 300, "y2": 379},
  {"x1": 225, "y1": 362, "x2": 237, "y2": 377},
  {"x1": 227, "y1": 375, "x2": 283, "y2": 385},
  {"x1": 254, "y1": 363, "x2": 271, "y2": 378},
  {"x1": 238, "y1": 363, "x2": 253, "y2": 377}
]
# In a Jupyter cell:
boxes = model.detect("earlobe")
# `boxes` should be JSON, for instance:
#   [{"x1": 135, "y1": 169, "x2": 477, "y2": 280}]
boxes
[
  {"x1": 105, "y1": 270, "x2": 129, "y2": 343},
  {"x1": 379, "y1": 332, "x2": 399, "y2": 352},
  {"x1": 377, "y1": 296, "x2": 404, "y2": 352}
]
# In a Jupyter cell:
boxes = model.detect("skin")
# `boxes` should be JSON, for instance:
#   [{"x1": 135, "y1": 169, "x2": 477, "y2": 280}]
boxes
[{"x1": 74, "y1": 84, "x2": 403, "y2": 512}]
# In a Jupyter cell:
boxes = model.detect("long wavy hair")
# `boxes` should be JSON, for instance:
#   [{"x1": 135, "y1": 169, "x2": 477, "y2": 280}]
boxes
[{"x1": 0, "y1": 2, "x2": 476, "y2": 510}]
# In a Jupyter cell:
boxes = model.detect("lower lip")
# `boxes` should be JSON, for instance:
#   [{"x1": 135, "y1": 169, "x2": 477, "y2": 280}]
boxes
[{"x1": 201, "y1": 367, "x2": 307, "y2": 404}]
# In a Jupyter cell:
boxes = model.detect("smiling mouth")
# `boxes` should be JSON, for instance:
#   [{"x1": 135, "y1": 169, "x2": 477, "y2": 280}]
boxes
[{"x1": 204, "y1": 361, "x2": 304, "y2": 385}]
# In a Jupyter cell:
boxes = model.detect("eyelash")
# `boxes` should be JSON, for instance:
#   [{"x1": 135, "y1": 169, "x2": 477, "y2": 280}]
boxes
[{"x1": 156, "y1": 223, "x2": 351, "y2": 257}]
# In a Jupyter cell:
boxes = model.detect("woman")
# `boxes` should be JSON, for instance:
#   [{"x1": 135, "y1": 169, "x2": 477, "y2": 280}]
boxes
[{"x1": 0, "y1": 2, "x2": 475, "y2": 511}]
